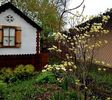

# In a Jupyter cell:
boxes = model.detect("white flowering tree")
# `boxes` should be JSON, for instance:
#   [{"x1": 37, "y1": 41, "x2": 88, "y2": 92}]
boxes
[{"x1": 48, "y1": 14, "x2": 110, "y2": 99}]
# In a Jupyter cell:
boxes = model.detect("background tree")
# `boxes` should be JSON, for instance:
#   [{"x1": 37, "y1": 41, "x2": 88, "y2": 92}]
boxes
[
  {"x1": 12, "y1": 0, "x2": 61, "y2": 37},
  {"x1": 55, "y1": 0, "x2": 85, "y2": 31}
]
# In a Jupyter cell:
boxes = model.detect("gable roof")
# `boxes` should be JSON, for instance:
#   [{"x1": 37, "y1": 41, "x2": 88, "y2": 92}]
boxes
[{"x1": 0, "y1": 2, "x2": 42, "y2": 31}]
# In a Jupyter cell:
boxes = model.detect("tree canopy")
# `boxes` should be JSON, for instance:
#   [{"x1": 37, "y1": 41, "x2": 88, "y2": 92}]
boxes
[{"x1": 10, "y1": 0, "x2": 62, "y2": 37}]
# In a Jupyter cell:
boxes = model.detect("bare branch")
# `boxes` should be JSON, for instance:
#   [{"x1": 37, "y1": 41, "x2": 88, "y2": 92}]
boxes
[
  {"x1": 65, "y1": 0, "x2": 85, "y2": 12},
  {"x1": 68, "y1": 5, "x2": 85, "y2": 17}
]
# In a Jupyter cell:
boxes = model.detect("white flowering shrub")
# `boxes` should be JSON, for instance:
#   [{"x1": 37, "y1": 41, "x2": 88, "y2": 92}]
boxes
[
  {"x1": 48, "y1": 15, "x2": 110, "y2": 98},
  {"x1": 49, "y1": 15, "x2": 110, "y2": 70},
  {"x1": 40, "y1": 61, "x2": 78, "y2": 85}
]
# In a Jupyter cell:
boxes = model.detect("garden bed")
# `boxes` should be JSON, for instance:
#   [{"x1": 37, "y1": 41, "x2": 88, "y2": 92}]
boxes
[{"x1": 0, "y1": 64, "x2": 111, "y2": 100}]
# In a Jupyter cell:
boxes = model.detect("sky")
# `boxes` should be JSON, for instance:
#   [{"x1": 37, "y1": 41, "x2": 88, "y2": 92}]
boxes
[{"x1": 69, "y1": 0, "x2": 112, "y2": 16}]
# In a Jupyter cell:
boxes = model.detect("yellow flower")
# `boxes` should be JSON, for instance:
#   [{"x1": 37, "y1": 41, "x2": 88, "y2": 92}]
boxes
[
  {"x1": 73, "y1": 65, "x2": 77, "y2": 69},
  {"x1": 85, "y1": 86, "x2": 88, "y2": 89},
  {"x1": 42, "y1": 69, "x2": 46, "y2": 72},
  {"x1": 63, "y1": 62, "x2": 67, "y2": 67},
  {"x1": 69, "y1": 69, "x2": 73, "y2": 71},
  {"x1": 57, "y1": 78, "x2": 62, "y2": 82},
  {"x1": 71, "y1": 42, "x2": 74, "y2": 45},
  {"x1": 106, "y1": 63, "x2": 111, "y2": 67},
  {"x1": 75, "y1": 79, "x2": 80, "y2": 85},
  {"x1": 106, "y1": 97, "x2": 111, "y2": 100},
  {"x1": 57, "y1": 49, "x2": 62, "y2": 52},
  {"x1": 95, "y1": 60, "x2": 100, "y2": 64},
  {"x1": 46, "y1": 66, "x2": 53, "y2": 71},
  {"x1": 75, "y1": 79, "x2": 80, "y2": 82},
  {"x1": 68, "y1": 62, "x2": 72, "y2": 66},
  {"x1": 56, "y1": 67, "x2": 60, "y2": 70},
  {"x1": 68, "y1": 37, "x2": 71, "y2": 40},
  {"x1": 98, "y1": 68, "x2": 101, "y2": 71},
  {"x1": 101, "y1": 61, "x2": 105, "y2": 65},
  {"x1": 61, "y1": 67, "x2": 66, "y2": 71},
  {"x1": 103, "y1": 68, "x2": 106, "y2": 71},
  {"x1": 53, "y1": 45, "x2": 57, "y2": 49},
  {"x1": 102, "y1": 15, "x2": 110, "y2": 22}
]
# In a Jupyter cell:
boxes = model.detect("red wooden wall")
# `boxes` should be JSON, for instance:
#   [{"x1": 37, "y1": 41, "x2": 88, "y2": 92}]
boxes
[{"x1": 0, "y1": 53, "x2": 48, "y2": 71}]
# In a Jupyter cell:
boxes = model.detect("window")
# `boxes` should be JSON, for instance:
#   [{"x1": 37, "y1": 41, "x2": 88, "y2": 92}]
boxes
[
  {"x1": 0, "y1": 26, "x2": 21, "y2": 48},
  {"x1": 3, "y1": 27, "x2": 15, "y2": 46}
]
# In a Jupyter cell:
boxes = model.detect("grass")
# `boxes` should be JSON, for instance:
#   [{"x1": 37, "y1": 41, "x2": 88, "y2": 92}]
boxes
[
  {"x1": 89, "y1": 68, "x2": 112, "y2": 87},
  {"x1": 2, "y1": 73, "x2": 38, "y2": 100},
  {"x1": 88, "y1": 67, "x2": 112, "y2": 99},
  {"x1": 1, "y1": 72, "x2": 65, "y2": 100},
  {"x1": 0, "y1": 71, "x2": 80, "y2": 100}
]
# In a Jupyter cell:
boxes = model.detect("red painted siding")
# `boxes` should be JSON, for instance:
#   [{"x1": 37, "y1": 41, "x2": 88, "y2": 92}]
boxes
[{"x1": 0, "y1": 53, "x2": 48, "y2": 71}]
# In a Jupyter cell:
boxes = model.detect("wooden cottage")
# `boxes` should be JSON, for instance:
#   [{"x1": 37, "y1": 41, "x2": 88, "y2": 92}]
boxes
[{"x1": 0, "y1": 2, "x2": 48, "y2": 70}]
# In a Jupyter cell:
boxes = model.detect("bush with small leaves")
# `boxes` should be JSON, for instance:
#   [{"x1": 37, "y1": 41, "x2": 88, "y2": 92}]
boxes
[
  {"x1": 24, "y1": 64, "x2": 35, "y2": 74},
  {"x1": 0, "y1": 68, "x2": 14, "y2": 82},
  {"x1": 14, "y1": 64, "x2": 35, "y2": 80},
  {"x1": 36, "y1": 71, "x2": 57, "y2": 84}
]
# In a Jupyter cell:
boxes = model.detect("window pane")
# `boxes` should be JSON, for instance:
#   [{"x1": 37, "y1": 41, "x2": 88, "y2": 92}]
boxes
[
  {"x1": 10, "y1": 37, "x2": 15, "y2": 46},
  {"x1": 10, "y1": 28, "x2": 15, "y2": 36},
  {"x1": 3, "y1": 37, "x2": 9, "y2": 46},
  {"x1": 3, "y1": 27, "x2": 16, "y2": 47},
  {"x1": 4, "y1": 28, "x2": 9, "y2": 36}
]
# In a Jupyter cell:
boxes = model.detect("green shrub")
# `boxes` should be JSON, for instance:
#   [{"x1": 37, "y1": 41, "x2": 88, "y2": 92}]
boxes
[
  {"x1": 0, "y1": 65, "x2": 35, "y2": 82},
  {"x1": 57, "y1": 73, "x2": 77, "y2": 90},
  {"x1": 0, "y1": 80, "x2": 7, "y2": 99},
  {"x1": 36, "y1": 71, "x2": 57, "y2": 84},
  {"x1": 59, "y1": 77, "x2": 68, "y2": 90},
  {"x1": 89, "y1": 68, "x2": 112, "y2": 99},
  {"x1": 89, "y1": 69, "x2": 112, "y2": 87},
  {"x1": 14, "y1": 64, "x2": 35, "y2": 80},
  {"x1": 24, "y1": 64, "x2": 35, "y2": 74},
  {"x1": 3, "y1": 77, "x2": 37, "y2": 100},
  {"x1": 0, "y1": 68, "x2": 14, "y2": 82}
]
